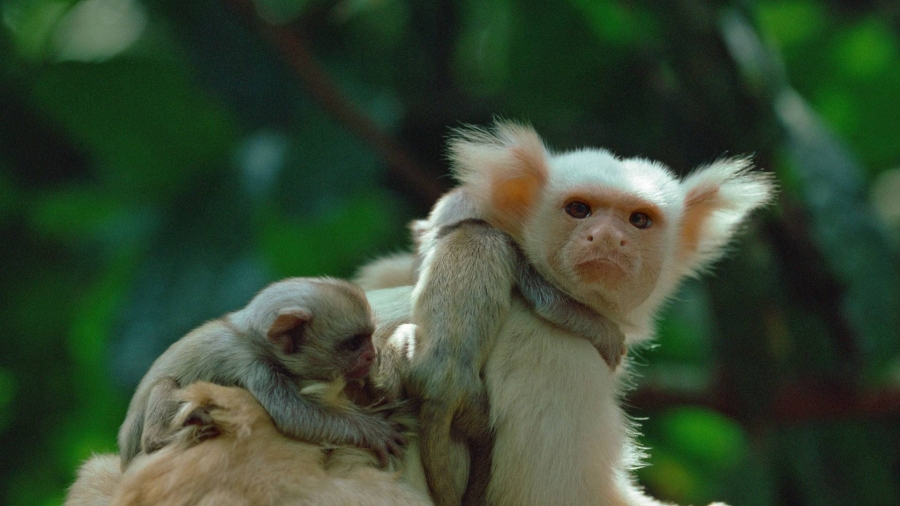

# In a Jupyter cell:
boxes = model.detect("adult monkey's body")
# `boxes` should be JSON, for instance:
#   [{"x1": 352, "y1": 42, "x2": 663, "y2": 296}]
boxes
[
  {"x1": 365, "y1": 121, "x2": 773, "y2": 505},
  {"x1": 360, "y1": 187, "x2": 626, "y2": 506}
]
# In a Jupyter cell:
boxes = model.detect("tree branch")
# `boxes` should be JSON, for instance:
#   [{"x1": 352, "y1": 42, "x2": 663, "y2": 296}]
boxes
[
  {"x1": 628, "y1": 383, "x2": 900, "y2": 425},
  {"x1": 222, "y1": 0, "x2": 445, "y2": 208}
]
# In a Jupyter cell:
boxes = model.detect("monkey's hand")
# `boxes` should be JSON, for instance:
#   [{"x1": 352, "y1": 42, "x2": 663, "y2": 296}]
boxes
[
  {"x1": 248, "y1": 367, "x2": 407, "y2": 467},
  {"x1": 575, "y1": 305, "x2": 626, "y2": 369},
  {"x1": 518, "y1": 260, "x2": 626, "y2": 369},
  {"x1": 352, "y1": 413, "x2": 408, "y2": 467},
  {"x1": 535, "y1": 299, "x2": 626, "y2": 369}
]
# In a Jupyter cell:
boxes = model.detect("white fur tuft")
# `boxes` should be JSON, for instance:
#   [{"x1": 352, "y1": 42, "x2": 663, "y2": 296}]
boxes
[
  {"x1": 677, "y1": 157, "x2": 777, "y2": 278},
  {"x1": 447, "y1": 121, "x2": 550, "y2": 234}
]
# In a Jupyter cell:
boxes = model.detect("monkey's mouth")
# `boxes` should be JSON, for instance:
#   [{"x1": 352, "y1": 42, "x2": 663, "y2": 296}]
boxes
[
  {"x1": 575, "y1": 258, "x2": 627, "y2": 282},
  {"x1": 345, "y1": 364, "x2": 371, "y2": 381}
]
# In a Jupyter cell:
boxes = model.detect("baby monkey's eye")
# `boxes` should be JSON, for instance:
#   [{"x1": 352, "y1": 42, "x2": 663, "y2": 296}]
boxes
[
  {"x1": 629, "y1": 212, "x2": 652, "y2": 229},
  {"x1": 565, "y1": 201, "x2": 591, "y2": 219},
  {"x1": 342, "y1": 334, "x2": 370, "y2": 351}
]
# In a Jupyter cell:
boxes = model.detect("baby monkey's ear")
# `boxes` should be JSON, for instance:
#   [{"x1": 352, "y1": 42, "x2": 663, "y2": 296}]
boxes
[{"x1": 267, "y1": 307, "x2": 312, "y2": 355}]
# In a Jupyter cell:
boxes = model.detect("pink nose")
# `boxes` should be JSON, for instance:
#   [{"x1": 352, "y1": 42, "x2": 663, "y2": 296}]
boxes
[
  {"x1": 360, "y1": 348, "x2": 376, "y2": 365},
  {"x1": 586, "y1": 226, "x2": 628, "y2": 248}
]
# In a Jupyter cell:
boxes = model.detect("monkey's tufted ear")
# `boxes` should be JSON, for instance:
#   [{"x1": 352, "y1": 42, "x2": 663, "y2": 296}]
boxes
[
  {"x1": 677, "y1": 157, "x2": 776, "y2": 277},
  {"x1": 449, "y1": 121, "x2": 550, "y2": 237},
  {"x1": 179, "y1": 404, "x2": 221, "y2": 444},
  {"x1": 169, "y1": 384, "x2": 225, "y2": 446},
  {"x1": 267, "y1": 307, "x2": 312, "y2": 355}
]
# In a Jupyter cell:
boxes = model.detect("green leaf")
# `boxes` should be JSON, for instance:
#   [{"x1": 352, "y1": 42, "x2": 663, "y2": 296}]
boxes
[
  {"x1": 453, "y1": 0, "x2": 513, "y2": 95},
  {"x1": 28, "y1": 184, "x2": 157, "y2": 246},
  {"x1": 755, "y1": 0, "x2": 827, "y2": 50},
  {"x1": 568, "y1": 0, "x2": 660, "y2": 46},
  {"x1": 659, "y1": 408, "x2": 749, "y2": 468},
  {"x1": 30, "y1": 59, "x2": 238, "y2": 196},
  {"x1": 834, "y1": 18, "x2": 898, "y2": 80},
  {"x1": 0, "y1": 168, "x2": 18, "y2": 223},
  {"x1": 2, "y1": 0, "x2": 72, "y2": 61},
  {"x1": 0, "y1": 368, "x2": 16, "y2": 434},
  {"x1": 638, "y1": 408, "x2": 753, "y2": 504},
  {"x1": 654, "y1": 280, "x2": 715, "y2": 364},
  {"x1": 261, "y1": 190, "x2": 408, "y2": 278}
]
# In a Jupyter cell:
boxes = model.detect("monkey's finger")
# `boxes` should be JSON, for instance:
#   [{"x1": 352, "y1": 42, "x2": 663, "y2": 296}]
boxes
[
  {"x1": 595, "y1": 345, "x2": 611, "y2": 366},
  {"x1": 389, "y1": 428, "x2": 409, "y2": 446},
  {"x1": 373, "y1": 444, "x2": 390, "y2": 467},
  {"x1": 599, "y1": 342, "x2": 625, "y2": 370},
  {"x1": 386, "y1": 439, "x2": 401, "y2": 458}
]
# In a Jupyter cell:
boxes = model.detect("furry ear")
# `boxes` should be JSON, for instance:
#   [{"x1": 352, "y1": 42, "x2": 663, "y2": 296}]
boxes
[
  {"x1": 449, "y1": 121, "x2": 550, "y2": 236},
  {"x1": 170, "y1": 385, "x2": 223, "y2": 446},
  {"x1": 267, "y1": 307, "x2": 312, "y2": 355},
  {"x1": 678, "y1": 158, "x2": 776, "y2": 277}
]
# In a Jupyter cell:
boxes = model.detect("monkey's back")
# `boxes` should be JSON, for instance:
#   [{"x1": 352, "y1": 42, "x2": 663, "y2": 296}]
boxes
[
  {"x1": 112, "y1": 382, "x2": 432, "y2": 506},
  {"x1": 117, "y1": 319, "x2": 255, "y2": 463}
]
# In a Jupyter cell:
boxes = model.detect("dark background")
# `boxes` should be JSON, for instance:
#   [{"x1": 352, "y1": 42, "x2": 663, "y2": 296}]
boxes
[{"x1": 1, "y1": 0, "x2": 899, "y2": 504}]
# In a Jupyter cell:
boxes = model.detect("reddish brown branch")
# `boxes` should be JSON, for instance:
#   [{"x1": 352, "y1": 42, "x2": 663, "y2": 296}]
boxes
[
  {"x1": 223, "y1": 0, "x2": 445, "y2": 206},
  {"x1": 628, "y1": 383, "x2": 900, "y2": 425},
  {"x1": 770, "y1": 382, "x2": 900, "y2": 423}
]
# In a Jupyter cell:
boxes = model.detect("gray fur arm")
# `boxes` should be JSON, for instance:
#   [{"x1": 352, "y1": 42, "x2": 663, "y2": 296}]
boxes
[
  {"x1": 242, "y1": 359, "x2": 403, "y2": 454},
  {"x1": 407, "y1": 219, "x2": 518, "y2": 400},
  {"x1": 516, "y1": 256, "x2": 625, "y2": 368},
  {"x1": 140, "y1": 376, "x2": 182, "y2": 455}
]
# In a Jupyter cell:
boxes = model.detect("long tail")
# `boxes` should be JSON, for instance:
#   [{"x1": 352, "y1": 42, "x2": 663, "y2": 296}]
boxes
[{"x1": 418, "y1": 399, "x2": 462, "y2": 506}]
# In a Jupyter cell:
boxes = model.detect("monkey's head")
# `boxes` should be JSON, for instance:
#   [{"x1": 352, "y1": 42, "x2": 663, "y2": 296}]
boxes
[
  {"x1": 233, "y1": 278, "x2": 378, "y2": 382},
  {"x1": 450, "y1": 122, "x2": 775, "y2": 332}
]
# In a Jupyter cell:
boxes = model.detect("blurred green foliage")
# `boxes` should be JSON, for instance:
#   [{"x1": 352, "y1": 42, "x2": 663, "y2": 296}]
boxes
[{"x1": 1, "y1": 0, "x2": 899, "y2": 505}]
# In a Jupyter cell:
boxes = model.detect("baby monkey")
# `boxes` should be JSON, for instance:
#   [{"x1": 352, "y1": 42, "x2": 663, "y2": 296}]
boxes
[{"x1": 118, "y1": 277, "x2": 406, "y2": 467}]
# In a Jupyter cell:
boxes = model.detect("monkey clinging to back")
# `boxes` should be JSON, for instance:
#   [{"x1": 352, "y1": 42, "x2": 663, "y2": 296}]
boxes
[{"x1": 118, "y1": 277, "x2": 407, "y2": 467}]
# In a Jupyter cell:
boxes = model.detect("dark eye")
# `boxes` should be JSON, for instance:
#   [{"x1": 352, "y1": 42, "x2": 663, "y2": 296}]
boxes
[
  {"x1": 629, "y1": 212, "x2": 652, "y2": 229},
  {"x1": 565, "y1": 201, "x2": 591, "y2": 219},
  {"x1": 342, "y1": 334, "x2": 369, "y2": 352}
]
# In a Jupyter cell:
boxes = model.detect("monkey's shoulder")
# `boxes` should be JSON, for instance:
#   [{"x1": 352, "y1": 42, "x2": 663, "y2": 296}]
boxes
[{"x1": 142, "y1": 319, "x2": 263, "y2": 387}]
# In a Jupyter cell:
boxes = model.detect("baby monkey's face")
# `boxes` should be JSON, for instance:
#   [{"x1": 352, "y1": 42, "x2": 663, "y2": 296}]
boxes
[
  {"x1": 293, "y1": 324, "x2": 376, "y2": 383},
  {"x1": 339, "y1": 332, "x2": 377, "y2": 381},
  {"x1": 271, "y1": 279, "x2": 377, "y2": 383}
]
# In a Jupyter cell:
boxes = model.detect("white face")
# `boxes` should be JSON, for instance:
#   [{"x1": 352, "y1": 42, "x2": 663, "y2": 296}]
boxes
[
  {"x1": 451, "y1": 122, "x2": 773, "y2": 329},
  {"x1": 522, "y1": 155, "x2": 681, "y2": 316}
]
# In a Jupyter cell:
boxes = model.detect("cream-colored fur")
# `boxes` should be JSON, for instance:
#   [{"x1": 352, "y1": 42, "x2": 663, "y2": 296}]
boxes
[
  {"x1": 65, "y1": 454, "x2": 121, "y2": 506},
  {"x1": 450, "y1": 122, "x2": 774, "y2": 347},
  {"x1": 354, "y1": 253, "x2": 417, "y2": 291},
  {"x1": 365, "y1": 288, "x2": 686, "y2": 506},
  {"x1": 66, "y1": 382, "x2": 432, "y2": 506},
  {"x1": 68, "y1": 120, "x2": 770, "y2": 506},
  {"x1": 484, "y1": 299, "x2": 628, "y2": 505}
]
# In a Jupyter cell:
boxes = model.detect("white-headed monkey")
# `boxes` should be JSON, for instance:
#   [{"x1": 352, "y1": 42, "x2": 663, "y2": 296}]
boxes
[{"x1": 363, "y1": 121, "x2": 774, "y2": 506}]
